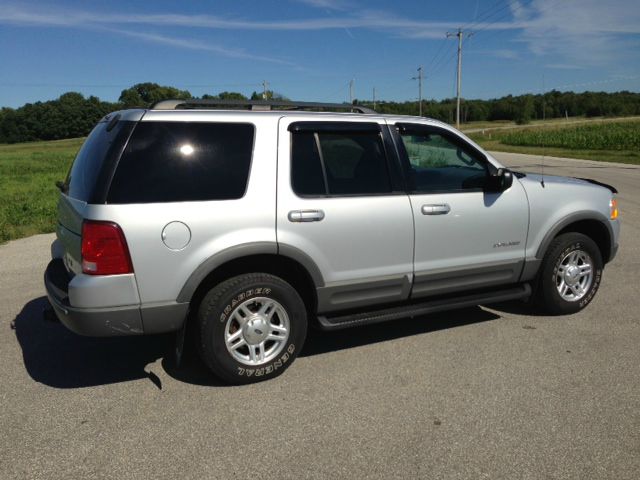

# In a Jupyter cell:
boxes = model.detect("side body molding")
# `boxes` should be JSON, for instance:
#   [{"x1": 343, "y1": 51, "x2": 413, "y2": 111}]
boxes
[{"x1": 176, "y1": 242, "x2": 325, "y2": 303}]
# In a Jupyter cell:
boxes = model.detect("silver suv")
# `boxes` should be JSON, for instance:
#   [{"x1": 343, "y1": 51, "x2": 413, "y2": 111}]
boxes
[{"x1": 44, "y1": 100, "x2": 620, "y2": 384}]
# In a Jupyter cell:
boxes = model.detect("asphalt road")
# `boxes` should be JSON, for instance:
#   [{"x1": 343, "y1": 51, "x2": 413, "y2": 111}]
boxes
[{"x1": 1, "y1": 153, "x2": 639, "y2": 479}]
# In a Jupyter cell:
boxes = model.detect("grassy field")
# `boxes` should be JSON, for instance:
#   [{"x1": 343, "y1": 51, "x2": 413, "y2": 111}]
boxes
[
  {"x1": 467, "y1": 118, "x2": 640, "y2": 164},
  {"x1": 0, "y1": 138, "x2": 82, "y2": 243}
]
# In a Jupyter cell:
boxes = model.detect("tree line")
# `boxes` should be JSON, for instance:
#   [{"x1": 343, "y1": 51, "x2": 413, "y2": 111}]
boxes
[{"x1": 1, "y1": 82, "x2": 639, "y2": 143}]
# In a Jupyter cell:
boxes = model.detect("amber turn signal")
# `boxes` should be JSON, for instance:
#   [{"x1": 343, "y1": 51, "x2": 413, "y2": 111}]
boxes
[{"x1": 610, "y1": 198, "x2": 619, "y2": 220}]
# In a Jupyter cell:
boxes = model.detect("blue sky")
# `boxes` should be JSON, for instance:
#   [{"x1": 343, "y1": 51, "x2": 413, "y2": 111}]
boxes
[{"x1": 1, "y1": 0, "x2": 639, "y2": 108}]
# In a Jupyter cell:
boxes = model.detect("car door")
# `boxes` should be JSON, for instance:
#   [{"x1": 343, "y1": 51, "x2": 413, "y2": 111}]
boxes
[
  {"x1": 277, "y1": 117, "x2": 414, "y2": 314},
  {"x1": 391, "y1": 122, "x2": 529, "y2": 298}
]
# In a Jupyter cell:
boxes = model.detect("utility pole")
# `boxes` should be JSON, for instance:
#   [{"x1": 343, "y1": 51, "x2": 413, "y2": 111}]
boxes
[
  {"x1": 349, "y1": 79, "x2": 354, "y2": 104},
  {"x1": 262, "y1": 80, "x2": 269, "y2": 100},
  {"x1": 447, "y1": 28, "x2": 472, "y2": 129},
  {"x1": 412, "y1": 66, "x2": 424, "y2": 116},
  {"x1": 373, "y1": 87, "x2": 376, "y2": 110}
]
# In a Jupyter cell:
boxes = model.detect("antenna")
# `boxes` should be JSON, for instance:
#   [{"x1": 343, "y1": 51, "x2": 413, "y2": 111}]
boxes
[{"x1": 540, "y1": 74, "x2": 546, "y2": 188}]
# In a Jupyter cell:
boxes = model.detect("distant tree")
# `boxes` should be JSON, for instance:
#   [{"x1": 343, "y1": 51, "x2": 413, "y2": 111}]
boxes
[
  {"x1": 2, "y1": 87, "x2": 640, "y2": 144},
  {"x1": 515, "y1": 95, "x2": 535, "y2": 124},
  {"x1": 216, "y1": 91, "x2": 248, "y2": 100},
  {"x1": 118, "y1": 82, "x2": 191, "y2": 107},
  {"x1": 251, "y1": 90, "x2": 274, "y2": 100}
]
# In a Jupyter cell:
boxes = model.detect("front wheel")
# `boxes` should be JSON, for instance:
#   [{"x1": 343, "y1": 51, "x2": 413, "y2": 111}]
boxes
[
  {"x1": 535, "y1": 232, "x2": 603, "y2": 315},
  {"x1": 197, "y1": 273, "x2": 307, "y2": 384}
]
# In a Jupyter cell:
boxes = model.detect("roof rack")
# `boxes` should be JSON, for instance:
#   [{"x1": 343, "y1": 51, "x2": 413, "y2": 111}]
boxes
[{"x1": 150, "y1": 99, "x2": 376, "y2": 114}]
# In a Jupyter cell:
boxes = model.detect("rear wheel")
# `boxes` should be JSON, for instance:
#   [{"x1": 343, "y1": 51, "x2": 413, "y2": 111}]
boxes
[
  {"x1": 197, "y1": 273, "x2": 307, "y2": 384},
  {"x1": 535, "y1": 232, "x2": 603, "y2": 315}
]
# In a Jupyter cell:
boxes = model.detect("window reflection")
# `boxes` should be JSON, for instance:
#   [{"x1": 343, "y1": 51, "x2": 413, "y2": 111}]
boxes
[{"x1": 179, "y1": 144, "x2": 194, "y2": 156}]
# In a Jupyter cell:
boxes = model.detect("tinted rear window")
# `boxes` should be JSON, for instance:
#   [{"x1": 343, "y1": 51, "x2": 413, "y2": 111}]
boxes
[
  {"x1": 66, "y1": 119, "x2": 133, "y2": 202},
  {"x1": 291, "y1": 129, "x2": 392, "y2": 196},
  {"x1": 107, "y1": 122, "x2": 254, "y2": 204}
]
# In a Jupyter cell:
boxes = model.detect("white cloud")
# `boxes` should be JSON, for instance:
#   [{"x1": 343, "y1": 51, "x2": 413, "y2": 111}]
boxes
[
  {"x1": 511, "y1": 0, "x2": 640, "y2": 66},
  {"x1": 473, "y1": 49, "x2": 519, "y2": 60},
  {"x1": 0, "y1": 6, "x2": 292, "y2": 64},
  {"x1": 104, "y1": 29, "x2": 293, "y2": 65},
  {"x1": 0, "y1": 4, "x2": 518, "y2": 34},
  {"x1": 293, "y1": 0, "x2": 351, "y2": 11}
]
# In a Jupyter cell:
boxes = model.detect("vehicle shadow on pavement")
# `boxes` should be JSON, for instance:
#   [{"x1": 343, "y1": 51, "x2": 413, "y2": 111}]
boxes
[
  {"x1": 14, "y1": 297, "x2": 501, "y2": 388},
  {"x1": 300, "y1": 306, "x2": 500, "y2": 357},
  {"x1": 13, "y1": 296, "x2": 175, "y2": 389}
]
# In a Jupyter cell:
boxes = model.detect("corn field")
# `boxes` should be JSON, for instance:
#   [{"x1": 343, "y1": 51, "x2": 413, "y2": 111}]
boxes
[{"x1": 501, "y1": 121, "x2": 640, "y2": 151}]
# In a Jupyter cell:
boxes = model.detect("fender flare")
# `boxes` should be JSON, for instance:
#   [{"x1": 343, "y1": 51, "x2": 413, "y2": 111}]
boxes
[
  {"x1": 176, "y1": 242, "x2": 324, "y2": 303},
  {"x1": 535, "y1": 211, "x2": 613, "y2": 260}
]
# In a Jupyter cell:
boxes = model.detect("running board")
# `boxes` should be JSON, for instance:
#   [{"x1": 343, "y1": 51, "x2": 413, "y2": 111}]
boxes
[{"x1": 317, "y1": 284, "x2": 531, "y2": 331}]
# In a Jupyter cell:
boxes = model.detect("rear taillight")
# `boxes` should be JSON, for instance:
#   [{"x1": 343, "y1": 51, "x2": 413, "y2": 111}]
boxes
[{"x1": 81, "y1": 220, "x2": 133, "y2": 275}]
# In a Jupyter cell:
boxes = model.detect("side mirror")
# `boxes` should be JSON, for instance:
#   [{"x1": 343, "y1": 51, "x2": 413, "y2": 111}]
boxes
[{"x1": 485, "y1": 168, "x2": 513, "y2": 193}]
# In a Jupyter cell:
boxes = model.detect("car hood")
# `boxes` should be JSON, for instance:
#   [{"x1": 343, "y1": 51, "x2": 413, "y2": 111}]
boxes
[{"x1": 517, "y1": 172, "x2": 617, "y2": 193}]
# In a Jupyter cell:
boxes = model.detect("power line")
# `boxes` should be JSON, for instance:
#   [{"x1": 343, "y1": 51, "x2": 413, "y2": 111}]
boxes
[{"x1": 429, "y1": 42, "x2": 458, "y2": 79}]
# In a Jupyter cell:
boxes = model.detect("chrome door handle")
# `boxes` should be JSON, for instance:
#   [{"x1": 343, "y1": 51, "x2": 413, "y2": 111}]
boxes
[
  {"x1": 288, "y1": 209, "x2": 325, "y2": 222},
  {"x1": 421, "y1": 204, "x2": 450, "y2": 215}
]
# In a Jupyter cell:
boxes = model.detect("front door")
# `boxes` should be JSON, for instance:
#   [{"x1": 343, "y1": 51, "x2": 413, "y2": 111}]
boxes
[{"x1": 392, "y1": 122, "x2": 529, "y2": 298}]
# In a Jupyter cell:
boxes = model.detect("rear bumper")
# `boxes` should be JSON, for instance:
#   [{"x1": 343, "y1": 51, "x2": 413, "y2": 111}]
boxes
[{"x1": 44, "y1": 259, "x2": 144, "y2": 336}]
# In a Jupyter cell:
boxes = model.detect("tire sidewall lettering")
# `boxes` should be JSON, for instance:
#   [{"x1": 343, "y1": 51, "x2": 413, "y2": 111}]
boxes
[
  {"x1": 219, "y1": 287, "x2": 273, "y2": 323},
  {"x1": 550, "y1": 240, "x2": 602, "y2": 308},
  {"x1": 236, "y1": 343, "x2": 296, "y2": 377}
]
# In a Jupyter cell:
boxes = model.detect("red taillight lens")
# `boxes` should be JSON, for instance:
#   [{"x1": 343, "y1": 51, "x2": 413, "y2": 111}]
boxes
[{"x1": 81, "y1": 221, "x2": 133, "y2": 275}]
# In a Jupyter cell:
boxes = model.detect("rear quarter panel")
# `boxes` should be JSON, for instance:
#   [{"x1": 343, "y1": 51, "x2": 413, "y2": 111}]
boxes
[{"x1": 83, "y1": 114, "x2": 278, "y2": 306}]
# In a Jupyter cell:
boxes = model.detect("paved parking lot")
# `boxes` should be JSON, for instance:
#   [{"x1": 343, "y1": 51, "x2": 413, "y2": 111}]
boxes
[{"x1": 1, "y1": 153, "x2": 639, "y2": 479}]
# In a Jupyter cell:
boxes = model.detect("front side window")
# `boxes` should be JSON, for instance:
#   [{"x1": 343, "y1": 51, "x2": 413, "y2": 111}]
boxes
[
  {"x1": 291, "y1": 127, "x2": 392, "y2": 196},
  {"x1": 107, "y1": 122, "x2": 254, "y2": 203},
  {"x1": 400, "y1": 130, "x2": 488, "y2": 193}
]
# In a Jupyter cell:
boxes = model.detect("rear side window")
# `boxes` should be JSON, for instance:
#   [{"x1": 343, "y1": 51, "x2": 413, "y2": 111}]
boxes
[
  {"x1": 291, "y1": 127, "x2": 392, "y2": 196},
  {"x1": 66, "y1": 119, "x2": 134, "y2": 202},
  {"x1": 107, "y1": 122, "x2": 254, "y2": 203}
]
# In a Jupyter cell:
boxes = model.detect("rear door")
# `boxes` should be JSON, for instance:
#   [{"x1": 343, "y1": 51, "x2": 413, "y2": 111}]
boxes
[
  {"x1": 393, "y1": 122, "x2": 529, "y2": 298},
  {"x1": 276, "y1": 118, "x2": 414, "y2": 314}
]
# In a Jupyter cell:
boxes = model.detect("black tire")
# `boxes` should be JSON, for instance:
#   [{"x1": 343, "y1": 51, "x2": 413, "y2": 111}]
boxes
[
  {"x1": 534, "y1": 232, "x2": 603, "y2": 315},
  {"x1": 197, "y1": 273, "x2": 307, "y2": 384}
]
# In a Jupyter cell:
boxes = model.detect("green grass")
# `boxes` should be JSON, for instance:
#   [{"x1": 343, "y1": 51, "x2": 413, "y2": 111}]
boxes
[
  {"x1": 468, "y1": 118, "x2": 640, "y2": 164},
  {"x1": 0, "y1": 138, "x2": 82, "y2": 243}
]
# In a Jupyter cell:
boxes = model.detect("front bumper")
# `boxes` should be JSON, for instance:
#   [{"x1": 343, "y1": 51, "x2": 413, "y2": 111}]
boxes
[{"x1": 44, "y1": 259, "x2": 144, "y2": 336}]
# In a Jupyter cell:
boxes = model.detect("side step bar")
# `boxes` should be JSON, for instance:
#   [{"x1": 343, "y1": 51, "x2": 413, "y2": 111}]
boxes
[{"x1": 317, "y1": 283, "x2": 531, "y2": 331}]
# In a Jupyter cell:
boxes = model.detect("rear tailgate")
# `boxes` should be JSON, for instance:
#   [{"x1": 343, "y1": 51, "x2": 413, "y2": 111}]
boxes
[
  {"x1": 56, "y1": 195, "x2": 84, "y2": 274},
  {"x1": 55, "y1": 111, "x2": 141, "y2": 275}
]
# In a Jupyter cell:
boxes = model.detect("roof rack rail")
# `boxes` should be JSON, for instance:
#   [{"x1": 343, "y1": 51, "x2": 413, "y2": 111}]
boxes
[{"x1": 150, "y1": 99, "x2": 376, "y2": 114}]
